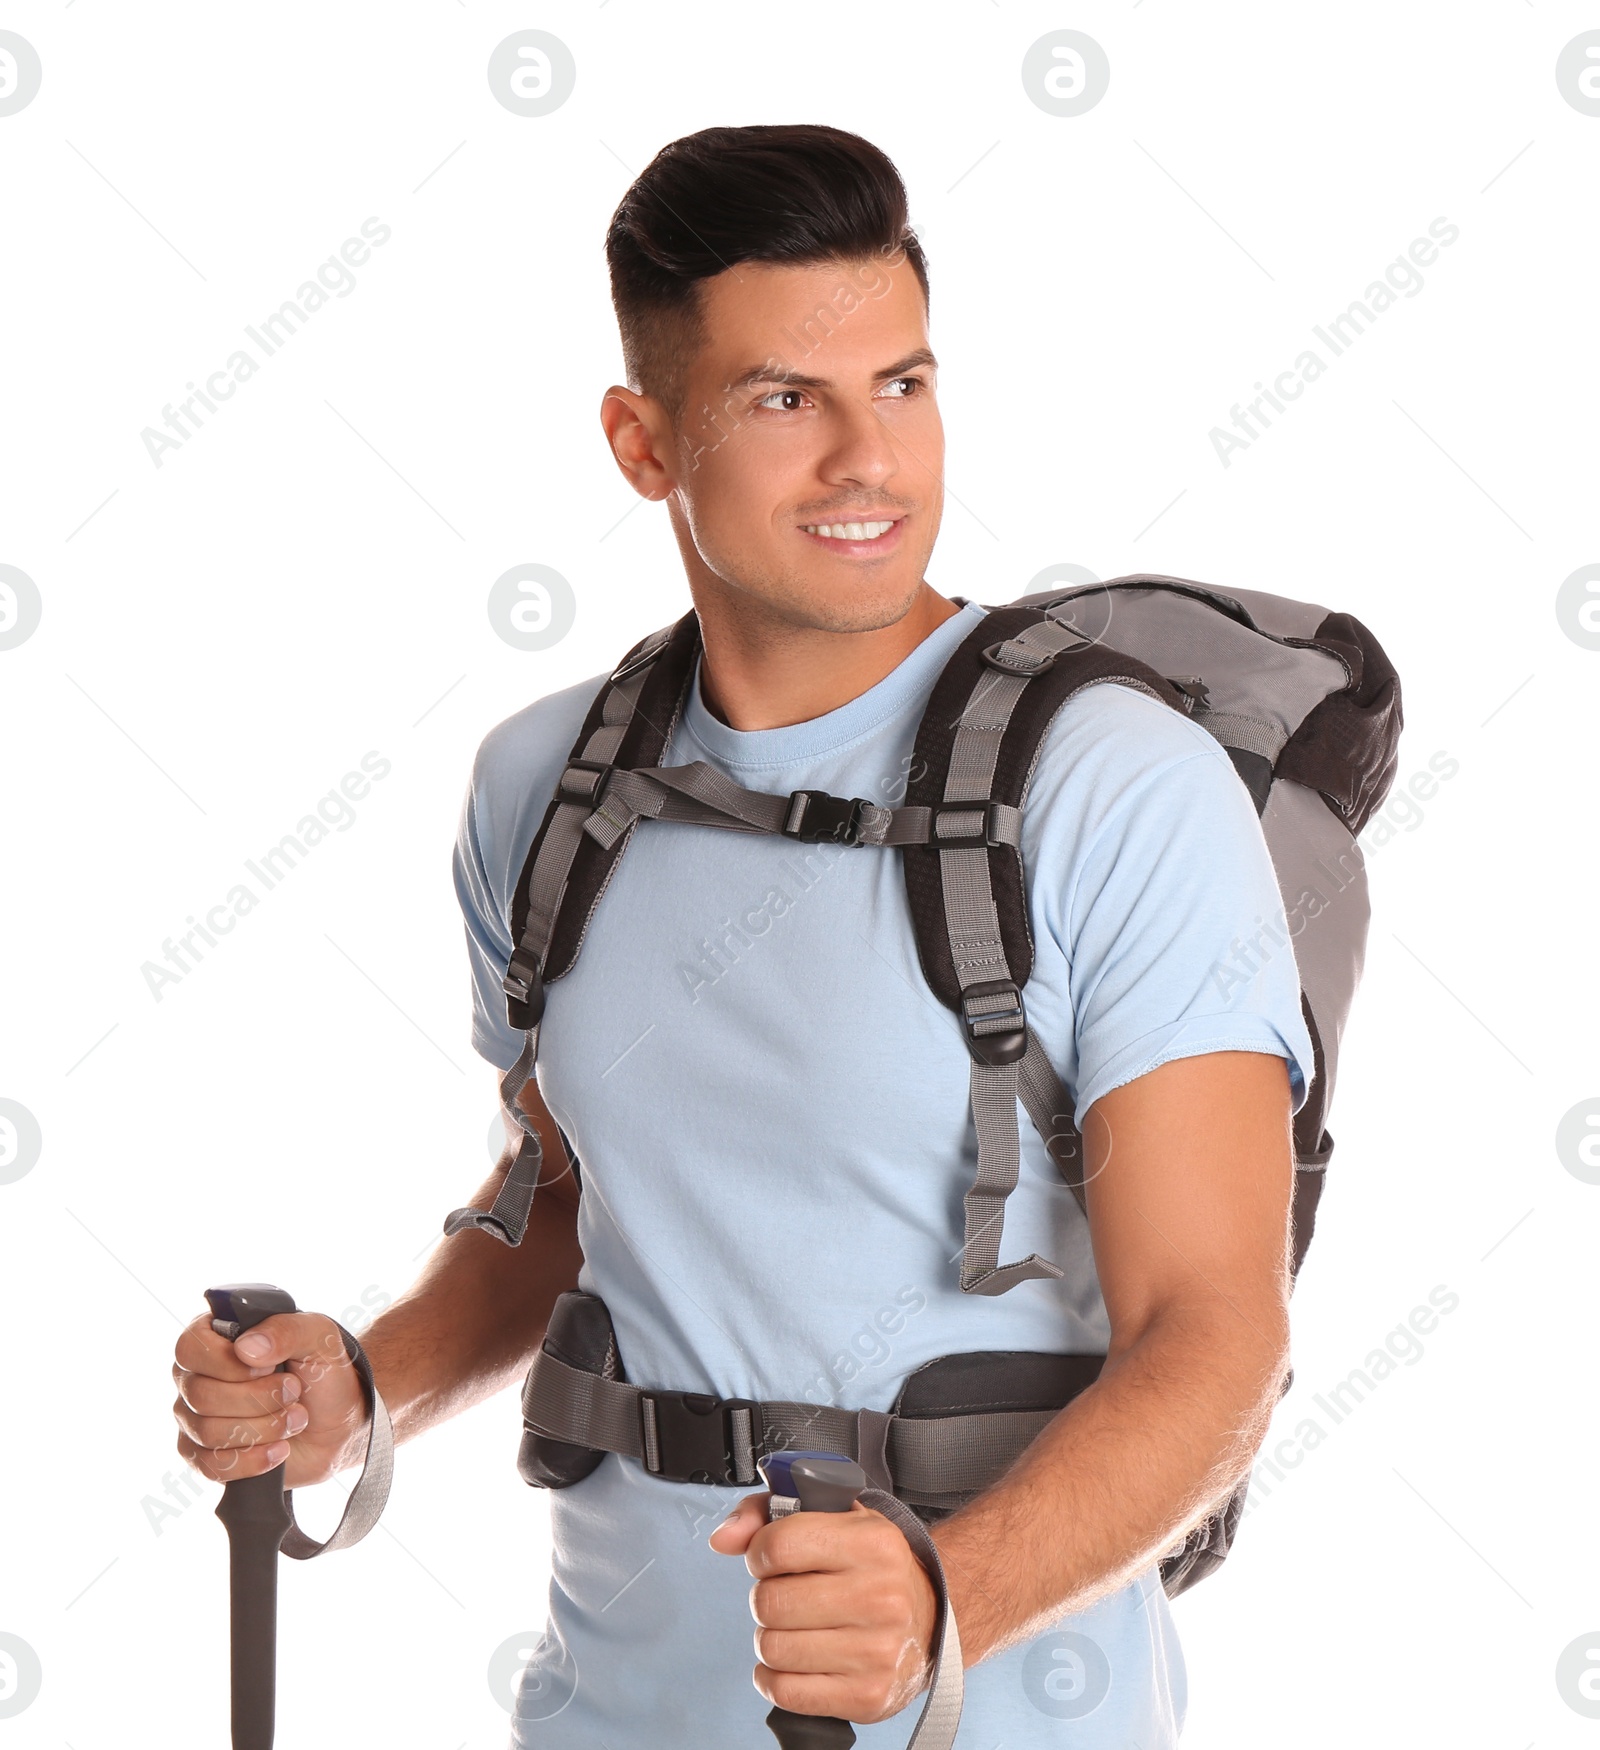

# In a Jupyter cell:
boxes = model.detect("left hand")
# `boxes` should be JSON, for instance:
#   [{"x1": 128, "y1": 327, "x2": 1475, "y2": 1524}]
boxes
[{"x1": 709, "y1": 1492, "x2": 938, "y2": 1723}]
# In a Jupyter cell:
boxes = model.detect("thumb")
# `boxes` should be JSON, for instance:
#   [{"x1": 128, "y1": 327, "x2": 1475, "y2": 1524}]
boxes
[
  {"x1": 708, "y1": 1491, "x2": 770, "y2": 1555},
  {"x1": 232, "y1": 1312, "x2": 350, "y2": 1384}
]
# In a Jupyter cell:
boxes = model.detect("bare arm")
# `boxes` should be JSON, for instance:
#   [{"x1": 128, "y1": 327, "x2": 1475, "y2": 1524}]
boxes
[
  {"x1": 713, "y1": 1047, "x2": 1295, "y2": 1721},
  {"x1": 172, "y1": 1071, "x2": 582, "y2": 1487},
  {"x1": 930, "y1": 1048, "x2": 1294, "y2": 1661}
]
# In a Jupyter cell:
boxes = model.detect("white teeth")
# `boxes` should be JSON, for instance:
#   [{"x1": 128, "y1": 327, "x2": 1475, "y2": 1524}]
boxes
[{"x1": 804, "y1": 519, "x2": 894, "y2": 540}]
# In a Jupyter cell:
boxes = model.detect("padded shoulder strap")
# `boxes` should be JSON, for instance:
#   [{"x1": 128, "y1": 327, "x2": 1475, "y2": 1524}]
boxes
[
  {"x1": 902, "y1": 603, "x2": 1189, "y2": 1009},
  {"x1": 508, "y1": 610, "x2": 702, "y2": 999},
  {"x1": 442, "y1": 612, "x2": 701, "y2": 1249},
  {"x1": 895, "y1": 606, "x2": 1190, "y2": 1294}
]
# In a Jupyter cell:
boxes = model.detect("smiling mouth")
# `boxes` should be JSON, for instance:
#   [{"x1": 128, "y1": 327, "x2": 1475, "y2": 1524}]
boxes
[{"x1": 800, "y1": 518, "x2": 899, "y2": 541}]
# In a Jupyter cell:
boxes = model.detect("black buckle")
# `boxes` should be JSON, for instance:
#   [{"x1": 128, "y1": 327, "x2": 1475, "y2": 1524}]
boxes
[
  {"x1": 502, "y1": 951, "x2": 545, "y2": 1029},
  {"x1": 641, "y1": 1391, "x2": 766, "y2": 1485},
  {"x1": 782, "y1": 790, "x2": 872, "y2": 846},
  {"x1": 1166, "y1": 675, "x2": 1210, "y2": 715},
  {"x1": 932, "y1": 802, "x2": 1005, "y2": 852},
  {"x1": 557, "y1": 759, "x2": 611, "y2": 806},
  {"x1": 961, "y1": 978, "x2": 1028, "y2": 1066}
]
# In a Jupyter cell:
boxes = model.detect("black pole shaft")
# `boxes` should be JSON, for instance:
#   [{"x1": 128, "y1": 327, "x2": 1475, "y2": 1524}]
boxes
[
  {"x1": 215, "y1": 1473, "x2": 293, "y2": 1750},
  {"x1": 204, "y1": 1283, "x2": 300, "y2": 1750}
]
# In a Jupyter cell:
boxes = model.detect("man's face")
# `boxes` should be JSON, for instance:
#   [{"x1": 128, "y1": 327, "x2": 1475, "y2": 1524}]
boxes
[{"x1": 662, "y1": 253, "x2": 944, "y2": 635}]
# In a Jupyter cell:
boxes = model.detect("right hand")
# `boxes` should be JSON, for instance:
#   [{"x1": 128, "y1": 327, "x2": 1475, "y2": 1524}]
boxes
[{"x1": 172, "y1": 1309, "x2": 370, "y2": 1488}]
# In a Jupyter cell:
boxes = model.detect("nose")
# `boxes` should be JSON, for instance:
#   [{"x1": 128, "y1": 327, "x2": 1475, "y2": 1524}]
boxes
[{"x1": 817, "y1": 393, "x2": 903, "y2": 492}]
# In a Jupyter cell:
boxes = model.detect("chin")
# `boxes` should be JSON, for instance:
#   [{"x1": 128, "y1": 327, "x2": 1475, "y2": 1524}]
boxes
[{"x1": 776, "y1": 568, "x2": 927, "y2": 635}]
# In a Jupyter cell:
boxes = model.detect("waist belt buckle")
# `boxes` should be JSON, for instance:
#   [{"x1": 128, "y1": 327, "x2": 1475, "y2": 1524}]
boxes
[{"x1": 640, "y1": 1391, "x2": 766, "y2": 1486}]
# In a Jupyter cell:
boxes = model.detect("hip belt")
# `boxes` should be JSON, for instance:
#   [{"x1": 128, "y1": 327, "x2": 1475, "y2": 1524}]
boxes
[{"x1": 518, "y1": 1291, "x2": 1104, "y2": 1510}]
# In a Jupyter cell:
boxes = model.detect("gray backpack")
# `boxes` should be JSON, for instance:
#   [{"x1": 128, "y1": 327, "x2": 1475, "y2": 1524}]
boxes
[{"x1": 445, "y1": 573, "x2": 1403, "y2": 1597}]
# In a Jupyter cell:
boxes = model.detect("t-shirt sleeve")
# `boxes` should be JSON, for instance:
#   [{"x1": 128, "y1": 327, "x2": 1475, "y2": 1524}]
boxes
[
  {"x1": 450, "y1": 675, "x2": 608, "y2": 1073},
  {"x1": 452, "y1": 769, "x2": 526, "y2": 1072},
  {"x1": 1060, "y1": 726, "x2": 1315, "y2": 1129}
]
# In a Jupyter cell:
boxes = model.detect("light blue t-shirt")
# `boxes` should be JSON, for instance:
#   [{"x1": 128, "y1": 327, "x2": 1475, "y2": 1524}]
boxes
[{"x1": 454, "y1": 599, "x2": 1312, "y2": 1748}]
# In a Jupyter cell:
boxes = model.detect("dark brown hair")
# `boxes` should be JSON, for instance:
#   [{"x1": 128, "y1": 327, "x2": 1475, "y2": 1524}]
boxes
[{"x1": 605, "y1": 124, "x2": 928, "y2": 412}]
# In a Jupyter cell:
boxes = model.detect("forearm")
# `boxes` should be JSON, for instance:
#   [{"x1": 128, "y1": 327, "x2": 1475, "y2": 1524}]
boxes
[
  {"x1": 932, "y1": 1303, "x2": 1288, "y2": 1665},
  {"x1": 355, "y1": 1161, "x2": 582, "y2": 1455}
]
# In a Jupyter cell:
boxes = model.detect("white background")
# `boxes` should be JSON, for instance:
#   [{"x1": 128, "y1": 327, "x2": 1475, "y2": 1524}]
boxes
[{"x1": 2, "y1": 3, "x2": 1596, "y2": 1745}]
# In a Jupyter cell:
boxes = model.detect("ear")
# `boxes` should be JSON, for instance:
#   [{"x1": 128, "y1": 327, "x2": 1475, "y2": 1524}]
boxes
[{"x1": 600, "y1": 386, "x2": 677, "y2": 501}]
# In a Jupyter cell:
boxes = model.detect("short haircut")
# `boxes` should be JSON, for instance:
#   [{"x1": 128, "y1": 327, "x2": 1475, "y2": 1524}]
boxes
[{"x1": 605, "y1": 124, "x2": 929, "y2": 414}]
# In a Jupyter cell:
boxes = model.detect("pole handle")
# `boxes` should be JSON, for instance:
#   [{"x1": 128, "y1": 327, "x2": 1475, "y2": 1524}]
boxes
[{"x1": 761, "y1": 1454, "x2": 867, "y2": 1750}]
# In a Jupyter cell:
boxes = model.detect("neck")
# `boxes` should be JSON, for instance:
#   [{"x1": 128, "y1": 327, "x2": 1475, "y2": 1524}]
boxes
[{"x1": 692, "y1": 582, "x2": 962, "y2": 732}]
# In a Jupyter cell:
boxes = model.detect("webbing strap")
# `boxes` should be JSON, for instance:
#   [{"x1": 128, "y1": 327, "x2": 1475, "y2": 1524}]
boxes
[
  {"x1": 1191, "y1": 708, "x2": 1287, "y2": 763},
  {"x1": 443, "y1": 1031, "x2": 544, "y2": 1244},
  {"x1": 279, "y1": 1321, "x2": 394, "y2": 1560},
  {"x1": 939, "y1": 619, "x2": 1093, "y2": 1293},
  {"x1": 1017, "y1": 1027, "x2": 1088, "y2": 1216},
  {"x1": 962, "y1": 1058, "x2": 1062, "y2": 1295},
  {"x1": 579, "y1": 760, "x2": 1023, "y2": 854},
  {"x1": 586, "y1": 759, "x2": 796, "y2": 846},
  {"x1": 856, "y1": 1488, "x2": 964, "y2": 1750},
  {"x1": 523, "y1": 1352, "x2": 1059, "y2": 1502}
]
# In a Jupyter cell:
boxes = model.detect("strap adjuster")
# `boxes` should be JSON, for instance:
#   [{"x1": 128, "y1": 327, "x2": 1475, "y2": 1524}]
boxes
[
  {"x1": 1165, "y1": 675, "x2": 1211, "y2": 715},
  {"x1": 502, "y1": 950, "x2": 545, "y2": 1028},
  {"x1": 932, "y1": 802, "x2": 1007, "y2": 852},
  {"x1": 782, "y1": 789, "x2": 873, "y2": 846},
  {"x1": 960, "y1": 978, "x2": 1028, "y2": 1066},
  {"x1": 557, "y1": 759, "x2": 611, "y2": 806},
  {"x1": 640, "y1": 1391, "x2": 766, "y2": 1485},
  {"x1": 982, "y1": 637, "x2": 1056, "y2": 676}
]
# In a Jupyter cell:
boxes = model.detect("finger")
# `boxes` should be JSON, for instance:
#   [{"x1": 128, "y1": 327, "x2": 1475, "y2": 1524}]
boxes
[
  {"x1": 176, "y1": 1429, "x2": 291, "y2": 1483},
  {"x1": 748, "y1": 1505, "x2": 885, "y2": 1578},
  {"x1": 755, "y1": 1625, "x2": 882, "y2": 1678},
  {"x1": 751, "y1": 1571, "x2": 873, "y2": 1632},
  {"x1": 708, "y1": 1493, "x2": 769, "y2": 1555},
  {"x1": 754, "y1": 1663, "x2": 860, "y2": 1720},
  {"x1": 171, "y1": 1395, "x2": 309, "y2": 1453},
  {"x1": 173, "y1": 1312, "x2": 283, "y2": 1383},
  {"x1": 224, "y1": 1311, "x2": 349, "y2": 1376},
  {"x1": 173, "y1": 1367, "x2": 301, "y2": 1418}
]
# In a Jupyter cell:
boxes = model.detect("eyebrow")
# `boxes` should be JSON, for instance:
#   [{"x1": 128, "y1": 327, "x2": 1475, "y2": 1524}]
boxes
[{"x1": 730, "y1": 347, "x2": 939, "y2": 392}]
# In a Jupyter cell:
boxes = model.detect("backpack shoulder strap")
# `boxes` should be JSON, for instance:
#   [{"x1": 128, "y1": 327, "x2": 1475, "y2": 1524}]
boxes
[
  {"x1": 902, "y1": 603, "x2": 1188, "y2": 1010},
  {"x1": 901, "y1": 604, "x2": 1189, "y2": 1291},
  {"x1": 504, "y1": 610, "x2": 703, "y2": 1019},
  {"x1": 442, "y1": 610, "x2": 701, "y2": 1247}
]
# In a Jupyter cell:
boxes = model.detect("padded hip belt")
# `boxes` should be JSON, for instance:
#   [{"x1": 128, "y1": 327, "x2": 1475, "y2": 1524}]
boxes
[{"x1": 517, "y1": 1291, "x2": 1105, "y2": 1509}]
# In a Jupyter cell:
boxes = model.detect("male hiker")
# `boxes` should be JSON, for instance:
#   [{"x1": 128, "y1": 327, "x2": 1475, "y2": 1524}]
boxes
[{"x1": 172, "y1": 125, "x2": 1312, "y2": 1744}]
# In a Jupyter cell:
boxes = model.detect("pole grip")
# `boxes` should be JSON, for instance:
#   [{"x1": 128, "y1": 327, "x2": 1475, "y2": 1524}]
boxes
[
  {"x1": 761, "y1": 1454, "x2": 867, "y2": 1750},
  {"x1": 205, "y1": 1283, "x2": 298, "y2": 1750}
]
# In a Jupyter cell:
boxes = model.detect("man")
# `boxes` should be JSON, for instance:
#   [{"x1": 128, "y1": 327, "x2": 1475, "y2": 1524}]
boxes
[{"x1": 173, "y1": 125, "x2": 1311, "y2": 1745}]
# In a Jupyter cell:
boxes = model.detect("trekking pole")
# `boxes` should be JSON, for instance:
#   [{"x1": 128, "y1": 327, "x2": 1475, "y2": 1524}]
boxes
[
  {"x1": 759, "y1": 1451, "x2": 869, "y2": 1750},
  {"x1": 206, "y1": 1283, "x2": 299, "y2": 1750}
]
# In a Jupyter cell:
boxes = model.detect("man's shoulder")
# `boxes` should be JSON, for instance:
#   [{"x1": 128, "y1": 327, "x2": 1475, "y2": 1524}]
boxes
[
  {"x1": 470, "y1": 669, "x2": 609, "y2": 801},
  {"x1": 461, "y1": 670, "x2": 610, "y2": 885},
  {"x1": 1035, "y1": 676, "x2": 1234, "y2": 796}
]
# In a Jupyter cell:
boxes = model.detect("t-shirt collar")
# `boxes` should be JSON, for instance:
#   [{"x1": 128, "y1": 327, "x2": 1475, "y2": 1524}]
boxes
[{"x1": 681, "y1": 598, "x2": 986, "y2": 771}]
